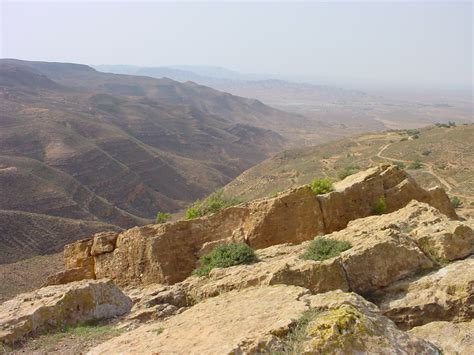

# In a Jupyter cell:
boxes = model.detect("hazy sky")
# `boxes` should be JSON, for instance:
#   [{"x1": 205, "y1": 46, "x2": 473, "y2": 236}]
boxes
[{"x1": 1, "y1": 1, "x2": 472, "y2": 88}]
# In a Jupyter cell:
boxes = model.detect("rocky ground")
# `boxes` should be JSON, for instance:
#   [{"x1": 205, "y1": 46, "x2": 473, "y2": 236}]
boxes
[{"x1": 1, "y1": 165, "x2": 473, "y2": 354}]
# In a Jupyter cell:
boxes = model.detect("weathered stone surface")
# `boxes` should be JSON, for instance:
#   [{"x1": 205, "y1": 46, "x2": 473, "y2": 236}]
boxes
[
  {"x1": 43, "y1": 266, "x2": 95, "y2": 287},
  {"x1": 89, "y1": 287, "x2": 438, "y2": 355},
  {"x1": 377, "y1": 257, "x2": 474, "y2": 330},
  {"x1": 0, "y1": 280, "x2": 132, "y2": 344},
  {"x1": 90, "y1": 231, "x2": 119, "y2": 256},
  {"x1": 301, "y1": 291, "x2": 439, "y2": 355},
  {"x1": 55, "y1": 165, "x2": 457, "y2": 286},
  {"x1": 123, "y1": 284, "x2": 188, "y2": 323},
  {"x1": 409, "y1": 320, "x2": 474, "y2": 355},
  {"x1": 411, "y1": 222, "x2": 474, "y2": 262},
  {"x1": 64, "y1": 238, "x2": 93, "y2": 270}
]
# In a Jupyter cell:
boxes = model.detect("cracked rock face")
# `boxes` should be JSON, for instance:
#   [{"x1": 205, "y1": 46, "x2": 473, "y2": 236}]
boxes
[
  {"x1": 376, "y1": 256, "x2": 474, "y2": 330},
  {"x1": 51, "y1": 165, "x2": 456, "y2": 287}
]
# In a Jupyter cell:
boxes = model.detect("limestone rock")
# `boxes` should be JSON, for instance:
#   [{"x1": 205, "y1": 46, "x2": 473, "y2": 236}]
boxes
[
  {"x1": 89, "y1": 287, "x2": 438, "y2": 355},
  {"x1": 301, "y1": 291, "x2": 439, "y2": 355},
  {"x1": 90, "y1": 231, "x2": 119, "y2": 256},
  {"x1": 377, "y1": 256, "x2": 474, "y2": 330},
  {"x1": 0, "y1": 280, "x2": 132, "y2": 344},
  {"x1": 55, "y1": 165, "x2": 457, "y2": 286},
  {"x1": 64, "y1": 238, "x2": 94, "y2": 269},
  {"x1": 43, "y1": 266, "x2": 95, "y2": 287},
  {"x1": 409, "y1": 320, "x2": 474, "y2": 355}
]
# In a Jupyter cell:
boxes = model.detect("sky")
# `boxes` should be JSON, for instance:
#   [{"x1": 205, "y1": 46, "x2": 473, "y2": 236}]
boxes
[{"x1": 1, "y1": 1, "x2": 472, "y2": 89}]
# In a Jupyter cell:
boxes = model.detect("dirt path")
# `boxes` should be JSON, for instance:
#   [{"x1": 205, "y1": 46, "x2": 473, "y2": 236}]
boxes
[{"x1": 375, "y1": 142, "x2": 473, "y2": 201}]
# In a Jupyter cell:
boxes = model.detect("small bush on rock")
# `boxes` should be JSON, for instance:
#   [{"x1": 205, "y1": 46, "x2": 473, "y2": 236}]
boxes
[
  {"x1": 338, "y1": 165, "x2": 360, "y2": 180},
  {"x1": 193, "y1": 242, "x2": 257, "y2": 276},
  {"x1": 303, "y1": 238, "x2": 352, "y2": 261},
  {"x1": 310, "y1": 178, "x2": 334, "y2": 195},
  {"x1": 450, "y1": 196, "x2": 462, "y2": 208},
  {"x1": 185, "y1": 190, "x2": 241, "y2": 220},
  {"x1": 156, "y1": 212, "x2": 171, "y2": 224},
  {"x1": 373, "y1": 197, "x2": 387, "y2": 215}
]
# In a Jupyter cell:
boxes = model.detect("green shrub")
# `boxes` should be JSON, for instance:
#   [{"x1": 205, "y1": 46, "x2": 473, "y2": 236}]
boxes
[
  {"x1": 309, "y1": 178, "x2": 334, "y2": 195},
  {"x1": 193, "y1": 242, "x2": 257, "y2": 276},
  {"x1": 408, "y1": 160, "x2": 423, "y2": 169},
  {"x1": 450, "y1": 196, "x2": 462, "y2": 208},
  {"x1": 185, "y1": 190, "x2": 241, "y2": 220},
  {"x1": 470, "y1": 201, "x2": 474, "y2": 207},
  {"x1": 373, "y1": 197, "x2": 387, "y2": 215},
  {"x1": 302, "y1": 238, "x2": 352, "y2": 261},
  {"x1": 338, "y1": 165, "x2": 360, "y2": 180},
  {"x1": 155, "y1": 212, "x2": 171, "y2": 224},
  {"x1": 394, "y1": 161, "x2": 405, "y2": 169},
  {"x1": 400, "y1": 137, "x2": 408, "y2": 142}
]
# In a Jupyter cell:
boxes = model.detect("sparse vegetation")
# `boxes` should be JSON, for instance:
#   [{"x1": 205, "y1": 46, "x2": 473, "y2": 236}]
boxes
[
  {"x1": 338, "y1": 165, "x2": 360, "y2": 180},
  {"x1": 185, "y1": 191, "x2": 241, "y2": 220},
  {"x1": 193, "y1": 242, "x2": 257, "y2": 276},
  {"x1": 309, "y1": 178, "x2": 334, "y2": 195},
  {"x1": 436, "y1": 121, "x2": 456, "y2": 128},
  {"x1": 450, "y1": 196, "x2": 462, "y2": 208},
  {"x1": 372, "y1": 197, "x2": 387, "y2": 215},
  {"x1": 400, "y1": 137, "x2": 408, "y2": 142},
  {"x1": 421, "y1": 149, "x2": 432, "y2": 156},
  {"x1": 155, "y1": 212, "x2": 171, "y2": 224},
  {"x1": 276, "y1": 309, "x2": 320, "y2": 354},
  {"x1": 3, "y1": 321, "x2": 123, "y2": 353},
  {"x1": 408, "y1": 159, "x2": 423, "y2": 170},
  {"x1": 394, "y1": 161, "x2": 405, "y2": 170},
  {"x1": 302, "y1": 237, "x2": 352, "y2": 261},
  {"x1": 268, "y1": 188, "x2": 283, "y2": 198}
]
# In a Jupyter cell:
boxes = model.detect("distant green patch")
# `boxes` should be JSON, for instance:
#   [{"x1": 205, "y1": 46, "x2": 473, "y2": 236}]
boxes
[
  {"x1": 394, "y1": 161, "x2": 405, "y2": 170},
  {"x1": 372, "y1": 197, "x2": 387, "y2": 215},
  {"x1": 309, "y1": 178, "x2": 334, "y2": 195},
  {"x1": 338, "y1": 165, "x2": 360, "y2": 180},
  {"x1": 436, "y1": 121, "x2": 456, "y2": 128},
  {"x1": 193, "y1": 242, "x2": 257, "y2": 276},
  {"x1": 303, "y1": 238, "x2": 352, "y2": 262},
  {"x1": 450, "y1": 196, "x2": 462, "y2": 208},
  {"x1": 155, "y1": 212, "x2": 171, "y2": 224},
  {"x1": 268, "y1": 188, "x2": 283, "y2": 198},
  {"x1": 408, "y1": 159, "x2": 423, "y2": 170},
  {"x1": 185, "y1": 190, "x2": 241, "y2": 220}
]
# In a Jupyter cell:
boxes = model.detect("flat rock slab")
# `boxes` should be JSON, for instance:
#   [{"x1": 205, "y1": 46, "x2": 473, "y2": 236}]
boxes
[{"x1": 90, "y1": 287, "x2": 437, "y2": 355}]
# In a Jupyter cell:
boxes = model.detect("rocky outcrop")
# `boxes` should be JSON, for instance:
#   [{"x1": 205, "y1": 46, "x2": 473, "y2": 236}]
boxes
[
  {"x1": 377, "y1": 256, "x2": 474, "y2": 330},
  {"x1": 51, "y1": 165, "x2": 457, "y2": 286},
  {"x1": 89, "y1": 287, "x2": 438, "y2": 354},
  {"x1": 0, "y1": 280, "x2": 132, "y2": 344},
  {"x1": 409, "y1": 320, "x2": 474, "y2": 354}
]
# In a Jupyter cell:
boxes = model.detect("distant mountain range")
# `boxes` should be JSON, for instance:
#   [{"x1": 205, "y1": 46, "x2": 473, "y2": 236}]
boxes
[
  {"x1": 0, "y1": 59, "x2": 335, "y2": 262},
  {"x1": 93, "y1": 64, "x2": 368, "y2": 104}
]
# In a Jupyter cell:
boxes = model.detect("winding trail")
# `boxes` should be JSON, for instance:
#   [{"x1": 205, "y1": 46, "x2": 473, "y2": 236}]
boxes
[{"x1": 375, "y1": 142, "x2": 473, "y2": 201}]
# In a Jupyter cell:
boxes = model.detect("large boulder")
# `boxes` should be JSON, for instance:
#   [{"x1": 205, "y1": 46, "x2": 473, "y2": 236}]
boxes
[
  {"x1": 52, "y1": 165, "x2": 457, "y2": 286},
  {"x1": 409, "y1": 320, "x2": 474, "y2": 355},
  {"x1": 89, "y1": 287, "x2": 438, "y2": 354},
  {"x1": 0, "y1": 280, "x2": 132, "y2": 344},
  {"x1": 377, "y1": 256, "x2": 474, "y2": 330}
]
